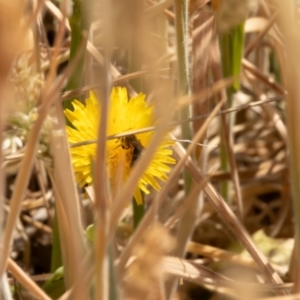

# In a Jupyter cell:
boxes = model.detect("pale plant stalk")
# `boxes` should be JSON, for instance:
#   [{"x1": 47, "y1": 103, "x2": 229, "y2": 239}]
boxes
[
  {"x1": 275, "y1": 0, "x2": 300, "y2": 292},
  {"x1": 166, "y1": 0, "x2": 194, "y2": 297},
  {"x1": 93, "y1": 83, "x2": 110, "y2": 300},
  {"x1": 50, "y1": 103, "x2": 87, "y2": 296},
  {"x1": 7, "y1": 258, "x2": 51, "y2": 300},
  {"x1": 1, "y1": 274, "x2": 12, "y2": 300},
  {"x1": 93, "y1": 2, "x2": 113, "y2": 298}
]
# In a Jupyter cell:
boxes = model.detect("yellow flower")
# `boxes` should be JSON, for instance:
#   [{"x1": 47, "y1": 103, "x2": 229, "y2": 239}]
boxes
[{"x1": 64, "y1": 87, "x2": 175, "y2": 204}]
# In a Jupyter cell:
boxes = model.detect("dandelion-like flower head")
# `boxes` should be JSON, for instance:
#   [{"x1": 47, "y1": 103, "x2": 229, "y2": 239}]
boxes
[{"x1": 65, "y1": 87, "x2": 175, "y2": 204}]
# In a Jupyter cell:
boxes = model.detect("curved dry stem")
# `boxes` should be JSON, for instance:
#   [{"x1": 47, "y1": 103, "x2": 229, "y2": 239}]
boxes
[{"x1": 7, "y1": 258, "x2": 51, "y2": 300}]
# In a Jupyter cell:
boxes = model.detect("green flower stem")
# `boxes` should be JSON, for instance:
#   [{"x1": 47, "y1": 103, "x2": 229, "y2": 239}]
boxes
[
  {"x1": 50, "y1": 213, "x2": 63, "y2": 272},
  {"x1": 132, "y1": 195, "x2": 145, "y2": 229},
  {"x1": 219, "y1": 23, "x2": 244, "y2": 203}
]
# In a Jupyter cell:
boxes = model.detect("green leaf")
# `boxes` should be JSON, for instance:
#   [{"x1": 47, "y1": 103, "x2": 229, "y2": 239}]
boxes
[{"x1": 43, "y1": 267, "x2": 65, "y2": 299}]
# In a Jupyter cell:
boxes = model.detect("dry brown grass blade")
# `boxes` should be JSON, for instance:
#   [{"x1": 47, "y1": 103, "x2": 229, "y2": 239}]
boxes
[
  {"x1": 93, "y1": 91, "x2": 110, "y2": 299},
  {"x1": 21, "y1": 215, "x2": 52, "y2": 234},
  {"x1": 34, "y1": 159, "x2": 52, "y2": 224},
  {"x1": 162, "y1": 256, "x2": 292, "y2": 296},
  {"x1": 179, "y1": 95, "x2": 284, "y2": 127},
  {"x1": 87, "y1": 42, "x2": 120, "y2": 78},
  {"x1": 162, "y1": 255, "x2": 234, "y2": 286},
  {"x1": 163, "y1": 256, "x2": 291, "y2": 292},
  {"x1": 7, "y1": 258, "x2": 51, "y2": 300},
  {"x1": 58, "y1": 290, "x2": 71, "y2": 300},
  {"x1": 147, "y1": 0, "x2": 175, "y2": 20},
  {"x1": 44, "y1": 0, "x2": 70, "y2": 30},
  {"x1": 144, "y1": 0, "x2": 173, "y2": 18},
  {"x1": 192, "y1": 12, "x2": 214, "y2": 39},
  {"x1": 242, "y1": 58, "x2": 286, "y2": 95},
  {"x1": 211, "y1": 162, "x2": 286, "y2": 182},
  {"x1": 41, "y1": 50, "x2": 70, "y2": 72},
  {"x1": 244, "y1": 14, "x2": 283, "y2": 49},
  {"x1": 244, "y1": 11, "x2": 278, "y2": 57},
  {"x1": 178, "y1": 76, "x2": 238, "y2": 107},
  {"x1": 263, "y1": 101, "x2": 288, "y2": 145},
  {"x1": 173, "y1": 143, "x2": 285, "y2": 288},
  {"x1": 61, "y1": 70, "x2": 155, "y2": 100},
  {"x1": 187, "y1": 241, "x2": 257, "y2": 269}
]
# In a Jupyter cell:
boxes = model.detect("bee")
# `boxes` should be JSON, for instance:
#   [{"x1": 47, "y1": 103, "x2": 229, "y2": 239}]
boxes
[{"x1": 120, "y1": 135, "x2": 144, "y2": 167}]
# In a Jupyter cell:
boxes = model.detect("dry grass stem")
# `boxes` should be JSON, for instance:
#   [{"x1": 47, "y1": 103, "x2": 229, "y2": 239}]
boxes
[{"x1": 7, "y1": 258, "x2": 51, "y2": 300}]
